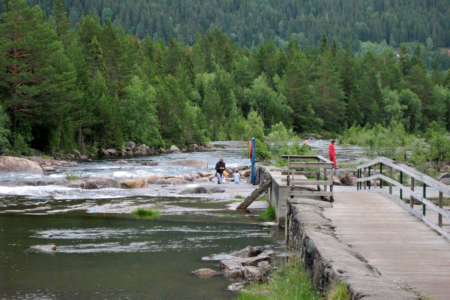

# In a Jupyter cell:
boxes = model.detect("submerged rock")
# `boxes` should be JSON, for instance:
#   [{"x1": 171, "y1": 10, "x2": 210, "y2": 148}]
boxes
[
  {"x1": 26, "y1": 244, "x2": 57, "y2": 254},
  {"x1": 179, "y1": 186, "x2": 208, "y2": 194},
  {"x1": 219, "y1": 255, "x2": 271, "y2": 270},
  {"x1": 0, "y1": 156, "x2": 44, "y2": 175},
  {"x1": 141, "y1": 161, "x2": 158, "y2": 166},
  {"x1": 110, "y1": 160, "x2": 127, "y2": 165},
  {"x1": 42, "y1": 166, "x2": 56, "y2": 172},
  {"x1": 230, "y1": 246, "x2": 262, "y2": 258},
  {"x1": 191, "y1": 268, "x2": 217, "y2": 277}
]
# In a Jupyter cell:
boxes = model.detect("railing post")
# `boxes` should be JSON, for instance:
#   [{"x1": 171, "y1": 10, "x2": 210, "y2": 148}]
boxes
[
  {"x1": 324, "y1": 168, "x2": 327, "y2": 192},
  {"x1": 364, "y1": 168, "x2": 367, "y2": 190},
  {"x1": 439, "y1": 191, "x2": 443, "y2": 227},
  {"x1": 410, "y1": 177, "x2": 415, "y2": 208},
  {"x1": 380, "y1": 163, "x2": 383, "y2": 189},
  {"x1": 357, "y1": 169, "x2": 360, "y2": 190},
  {"x1": 423, "y1": 184, "x2": 427, "y2": 216},
  {"x1": 400, "y1": 171, "x2": 403, "y2": 200},
  {"x1": 389, "y1": 167, "x2": 392, "y2": 194},
  {"x1": 368, "y1": 166, "x2": 371, "y2": 189}
]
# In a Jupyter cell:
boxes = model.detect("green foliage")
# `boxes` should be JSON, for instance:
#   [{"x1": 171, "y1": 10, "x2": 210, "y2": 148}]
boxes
[
  {"x1": 236, "y1": 257, "x2": 321, "y2": 300},
  {"x1": 327, "y1": 282, "x2": 351, "y2": 300},
  {"x1": 261, "y1": 205, "x2": 276, "y2": 221},
  {"x1": 65, "y1": 171, "x2": 84, "y2": 180},
  {"x1": 131, "y1": 208, "x2": 161, "y2": 217},
  {"x1": 1, "y1": 1, "x2": 450, "y2": 157}
]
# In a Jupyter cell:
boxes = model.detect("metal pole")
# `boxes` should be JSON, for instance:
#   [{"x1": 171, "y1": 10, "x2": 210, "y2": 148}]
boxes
[
  {"x1": 250, "y1": 137, "x2": 256, "y2": 185},
  {"x1": 410, "y1": 177, "x2": 415, "y2": 208},
  {"x1": 389, "y1": 167, "x2": 393, "y2": 194}
]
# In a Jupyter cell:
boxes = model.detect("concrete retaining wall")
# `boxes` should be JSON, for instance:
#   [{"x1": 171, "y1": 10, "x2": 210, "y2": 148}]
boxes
[{"x1": 286, "y1": 199, "x2": 421, "y2": 300}]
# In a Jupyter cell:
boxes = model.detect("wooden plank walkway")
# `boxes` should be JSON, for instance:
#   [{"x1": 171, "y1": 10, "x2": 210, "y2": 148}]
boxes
[{"x1": 324, "y1": 192, "x2": 450, "y2": 300}]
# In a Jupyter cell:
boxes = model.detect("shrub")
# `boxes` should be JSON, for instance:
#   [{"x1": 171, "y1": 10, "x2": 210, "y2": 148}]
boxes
[
  {"x1": 65, "y1": 172, "x2": 84, "y2": 180},
  {"x1": 131, "y1": 208, "x2": 161, "y2": 217}
]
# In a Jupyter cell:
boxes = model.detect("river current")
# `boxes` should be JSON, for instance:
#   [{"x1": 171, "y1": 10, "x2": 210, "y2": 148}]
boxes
[{"x1": 0, "y1": 140, "x2": 363, "y2": 299}]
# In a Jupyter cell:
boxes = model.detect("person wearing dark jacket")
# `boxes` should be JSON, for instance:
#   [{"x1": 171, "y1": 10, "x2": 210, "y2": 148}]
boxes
[{"x1": 215, "y1": 157, "x2": 226, "y2": 184}]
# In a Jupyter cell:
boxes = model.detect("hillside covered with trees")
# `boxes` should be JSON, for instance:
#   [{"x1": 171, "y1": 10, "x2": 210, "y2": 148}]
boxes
[{"x1": 0, "y1": 0, "x2": 450, "y2": 157}]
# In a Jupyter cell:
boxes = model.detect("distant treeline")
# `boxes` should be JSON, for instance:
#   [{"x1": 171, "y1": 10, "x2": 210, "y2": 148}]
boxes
[{"x1": 0, "y1": 0, "x2": 450, "y2": 156}]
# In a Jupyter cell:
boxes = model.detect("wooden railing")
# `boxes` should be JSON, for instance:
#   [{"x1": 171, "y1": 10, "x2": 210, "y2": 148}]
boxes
[
  {"x1": 357, "y1": 157, "x2": 450, "y2": 239},
  {"x1": 281, "y1": 155, "x2": 335, "y2": 202}
]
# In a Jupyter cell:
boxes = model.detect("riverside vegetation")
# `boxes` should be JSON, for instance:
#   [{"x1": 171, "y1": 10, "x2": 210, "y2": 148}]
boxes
[{"x1": 1, "y1": 0, "x2": 450, "y2": 162}]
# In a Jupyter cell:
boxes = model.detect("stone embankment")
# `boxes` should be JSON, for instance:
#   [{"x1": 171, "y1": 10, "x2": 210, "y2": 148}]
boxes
[{"x1": 286, "y1": 199, "x2": 422, "y2": 299}]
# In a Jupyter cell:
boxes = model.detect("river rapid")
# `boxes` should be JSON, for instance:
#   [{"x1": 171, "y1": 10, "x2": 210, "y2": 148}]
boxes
[{"x1": 0, "y1": 140, "x2": 363, "y2": 299}]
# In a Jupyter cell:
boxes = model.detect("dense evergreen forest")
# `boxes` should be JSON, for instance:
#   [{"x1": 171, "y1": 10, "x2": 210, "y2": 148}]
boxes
[{"x1": 0, "y1": 0, "x2": 450, "y2": 157}]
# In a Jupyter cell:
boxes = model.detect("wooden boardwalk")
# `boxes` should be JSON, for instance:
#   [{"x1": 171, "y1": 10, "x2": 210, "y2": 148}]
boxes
[{"x1": 324, "y1": 192, "x2": 450, "y2": 300}]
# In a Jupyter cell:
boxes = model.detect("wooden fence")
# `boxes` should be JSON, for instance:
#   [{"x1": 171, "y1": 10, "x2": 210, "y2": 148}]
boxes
[
  {"x1": 357, "y1": 157, "x2": 450, "y2": 239},
  {"x1": 281, "y1": 155, "x2": 335, "y2": 202}
]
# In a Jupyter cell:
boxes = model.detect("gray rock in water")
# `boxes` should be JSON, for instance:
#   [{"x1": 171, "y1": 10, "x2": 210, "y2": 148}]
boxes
[
  {"x1": 180, "y1": 186, "x2": 207, "y2": 194},
  {"x1": 227, "y1": 282, "x2": 244, "y2": 292},
  {"x1": 257, "y1": 261, "x2": 271, "y2": 269},
  {"x1": 219, "y1": 255, "x2": 271, "y2": 270},
  {"x1": 141, "y1": 161, "x2": 158, "y2": 166},
  {"x1": 230, "y1": 246, "x2": 262, "y2": 258},
  {"x1": 208, "y1": 187, "x2": 225, "y2": 193},
  {"x1": 110, "y1": 160, "x2": 127, "y2": 165},
  {"x1": 191, "y1": 268, "x2": 217, "y2": 277},
  {"x1": 224, "y1": 266, "x2": 267, "y2": 283}
]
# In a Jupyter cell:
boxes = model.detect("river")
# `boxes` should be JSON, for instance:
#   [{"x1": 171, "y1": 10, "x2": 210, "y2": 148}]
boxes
[{"x1": 0, "y1": 140, "x2": 363, "y2": 299}]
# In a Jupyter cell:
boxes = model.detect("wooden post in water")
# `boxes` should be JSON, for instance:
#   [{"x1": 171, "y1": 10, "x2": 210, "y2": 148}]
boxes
[
  {"x1": 410, "y1": 177, "x2": 415, "y2": 208},
  {"x1": 389, "y1": 167, "x2": 393, "y2": 194},
  {"x1": 439, "y1": 191, "x2": 443, "y2": 227}
]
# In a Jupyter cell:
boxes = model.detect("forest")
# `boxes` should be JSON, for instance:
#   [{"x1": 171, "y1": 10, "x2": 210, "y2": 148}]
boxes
[{"x1": 0, "y1": 0, "x2": 450, "y2": 158}]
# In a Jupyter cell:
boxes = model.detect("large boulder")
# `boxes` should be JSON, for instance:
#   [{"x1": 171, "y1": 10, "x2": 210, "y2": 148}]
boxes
[
  {"x1": 100, "y1": 149, "x2": 110, "y2": 156},
  {"x1": 440, "y1": 173, "x2": 450, "y2": 185},
  {"x1": 68, "y1": 178, "x2": 122, "y2": 189},
  {"x1": 125, "y1": 141, "x2": 136, "y2": 149},
  {"x1": 166, "y1": 159, "x2": 208, "y2": 169},
  {"x1": 107, "y1": 149, "x2": 118, "y2": 156},
  {"x1": 121, "y1": 178, "x2": 148, "y2": 189},
  {"x1": 136, "y1": 144, "x2": 151, "y2": 155},
  {"x1": 0, "y1": 156, "x2": 43, "y2": 175},
  {"x1": 170, "y1": 145, "x2": 180, "y2": 152},
  {"x1": 230, "y1": 246, "x2": 262, "y2": 258},
  {"x1": 145, "y1": 175, "x2": 160, "y2": 184},
  {"x1": 155, "y1": 178, "x2": 170, "y2": 185},
  {"x1": 198, "y1": 171, "x2": 215, "y2": 177},
  {"x1": 340, "y1": 172, "x2": 357, "y2": 186},
  {"x1": 189, "y1": 144, "x2": 199, "y2": 152}
]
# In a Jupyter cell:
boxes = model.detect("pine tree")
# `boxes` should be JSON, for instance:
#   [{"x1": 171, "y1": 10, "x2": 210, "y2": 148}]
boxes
[
  {"x1": 52, "y1": 0, "x2": 70, "y2": 38},
  {"x1": 399, "y1": 44, "x2": 410, "y2": 76},
  {"x1": 0, "y1": 0, "x2": 67, "y2": 139}
]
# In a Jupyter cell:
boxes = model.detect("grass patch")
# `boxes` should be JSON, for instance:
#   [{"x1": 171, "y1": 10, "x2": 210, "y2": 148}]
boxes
[
  {"x1": 235, "y1": 195, "x2": 244, "y2": 199},
  {"x1": 256, "y1": 195, "x2": 268, "y2": 201},
  {"x1": 65, "y1": 171, "x2": 83, "y2": 180},
  {"x1": 236, "y1": 258, "x2": 321, "y2": 300},
  {"x1": 327, "y1": 282, "x2": 351, "y2": 300},
  {"x1": 260, "y1": 205, "x2": 276, "y2": 221},
  {"x1": 131, "y1": 208, "x2": 161, "y2": 217}
]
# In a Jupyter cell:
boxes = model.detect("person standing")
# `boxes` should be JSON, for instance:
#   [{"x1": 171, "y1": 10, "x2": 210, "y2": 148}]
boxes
[
  {"x1": 234, "y1": 168, "x2": 240, "y2": 184},
  {"x1": 215, "y1": 156, "x2": 226, "y2": 184},
  {"x1": 329, "y1": 140, "x2": 338, "y2": 168}
]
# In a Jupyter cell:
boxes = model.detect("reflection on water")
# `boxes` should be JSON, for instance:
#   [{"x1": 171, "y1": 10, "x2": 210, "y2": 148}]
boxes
[{"x1": 0, "y1": 196, "x2": 282, "y2": 300}]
